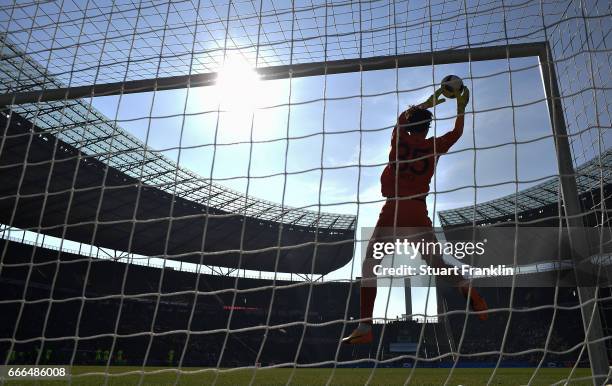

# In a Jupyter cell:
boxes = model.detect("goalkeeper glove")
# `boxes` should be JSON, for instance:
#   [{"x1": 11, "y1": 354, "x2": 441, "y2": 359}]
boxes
[
  {"x1": 422, "y1": 88, "x2": 446, "y2": 109},
  {"x1": 456, "y1": 86, "x2": 470, "y2": 114}
]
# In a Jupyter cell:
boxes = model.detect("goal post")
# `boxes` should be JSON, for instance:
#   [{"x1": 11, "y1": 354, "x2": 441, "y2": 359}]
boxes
[{"x1": 538, "y1": 42, "x2": 610, "y2": 383}]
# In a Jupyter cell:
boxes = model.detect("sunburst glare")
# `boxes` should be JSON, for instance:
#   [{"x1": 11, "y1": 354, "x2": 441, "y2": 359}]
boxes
[{"x1": 214, "y1": 54, "x2": 261, "y2": 113}]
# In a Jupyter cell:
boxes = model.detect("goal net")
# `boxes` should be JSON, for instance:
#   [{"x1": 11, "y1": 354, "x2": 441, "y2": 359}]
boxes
[{"x1": 0, "y1": 0, "x2": 610, "y2": 385}]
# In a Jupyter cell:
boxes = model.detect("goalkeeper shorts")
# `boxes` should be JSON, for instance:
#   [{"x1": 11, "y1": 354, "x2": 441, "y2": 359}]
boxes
[{"x1": 375, "y1": 198, "x2": 432, "y2": 228}]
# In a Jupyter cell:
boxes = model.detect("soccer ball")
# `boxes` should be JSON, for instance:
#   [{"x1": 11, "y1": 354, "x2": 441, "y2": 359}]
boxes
[{"x1": 441, "y1": 75, "x2": 464, "y2": 98}]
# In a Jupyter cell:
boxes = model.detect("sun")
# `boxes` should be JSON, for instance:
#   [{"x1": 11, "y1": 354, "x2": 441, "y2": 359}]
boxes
[{"x1": 214, "y1": 54, "x2": 261, "y2": 113}]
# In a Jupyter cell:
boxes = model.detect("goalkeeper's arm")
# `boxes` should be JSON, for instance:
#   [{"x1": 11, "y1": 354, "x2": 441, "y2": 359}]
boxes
[
  {"x1": 450, "y1": 86, "x2": 470, "y2": 138},
  {"x1": 433, "y1": 86, "x2": 470, "y2": 152},
  {"x1": 399, "y1": 88, "x2": 445, "y2": 127},
  {"x1": 418, "y1": 88, "x2": 445, "y2": 110}
]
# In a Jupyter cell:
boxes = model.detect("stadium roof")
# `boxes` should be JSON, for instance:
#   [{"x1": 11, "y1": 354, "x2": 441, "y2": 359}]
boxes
[
  {"x1": 0, "y1": 37, "x2": 356, "y2": 231},
  {"x1": 438, "y1": 149, "x2": 612, "y2": 227},
  {"x1": 0, "y1": 113, "x2": 354, "y2": 274}
]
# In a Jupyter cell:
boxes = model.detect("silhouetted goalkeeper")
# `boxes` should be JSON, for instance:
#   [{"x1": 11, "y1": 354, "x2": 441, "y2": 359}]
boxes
[{"x1": 342, "y1": 86, "x2": 488, "y2": 345}]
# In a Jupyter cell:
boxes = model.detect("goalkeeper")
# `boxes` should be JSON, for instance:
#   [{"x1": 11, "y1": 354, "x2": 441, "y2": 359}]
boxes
[{"x1": 342, "y1": 86, "x2": 488, "y2": 345}]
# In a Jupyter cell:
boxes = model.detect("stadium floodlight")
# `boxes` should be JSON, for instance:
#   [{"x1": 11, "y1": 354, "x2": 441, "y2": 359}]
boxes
[{"x1": 0, "y1": 1, "x2": 610, "y2": 385}]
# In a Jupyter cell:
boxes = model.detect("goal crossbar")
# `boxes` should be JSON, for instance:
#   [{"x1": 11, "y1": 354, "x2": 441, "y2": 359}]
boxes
[{"x1": 0, "y1": 42, "x2": 546, "y2": 106}]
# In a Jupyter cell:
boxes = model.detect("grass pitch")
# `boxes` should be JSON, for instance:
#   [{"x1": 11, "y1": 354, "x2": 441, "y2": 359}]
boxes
[{"x1": 3, "y1": 366, "x2": 594, "y2": 385}]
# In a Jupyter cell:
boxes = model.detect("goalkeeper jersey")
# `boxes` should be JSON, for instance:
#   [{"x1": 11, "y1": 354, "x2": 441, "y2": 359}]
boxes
[{"x1": 380, "y1": 113, "x2": 461, "y2": 199}]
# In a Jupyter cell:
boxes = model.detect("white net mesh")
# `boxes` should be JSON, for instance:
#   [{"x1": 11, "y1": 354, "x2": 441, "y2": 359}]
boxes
[{"x1": 0, "y1": 0, "x2": 610, "y2": 384}]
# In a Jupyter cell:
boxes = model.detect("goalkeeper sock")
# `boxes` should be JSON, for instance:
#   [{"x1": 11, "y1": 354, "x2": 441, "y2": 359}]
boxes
[{"x1": 359, "y1": 286, "x2": 377, "y2": 323}]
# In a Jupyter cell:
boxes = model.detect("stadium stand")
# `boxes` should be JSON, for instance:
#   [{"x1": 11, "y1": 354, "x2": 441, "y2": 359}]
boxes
[
  {"x1": 0, "y1": 239, "x2": 361, "y2": 367},
  {"x1": 438, "y1": 285, "x2": 589, "y2": 367},
  {"x1": 0, "y1": 237, "x2": 593, "y2": 368}
]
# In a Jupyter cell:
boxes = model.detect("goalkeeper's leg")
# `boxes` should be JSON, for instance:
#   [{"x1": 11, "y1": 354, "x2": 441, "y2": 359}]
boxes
[
  {"x1": 342, "y1": 199, "x2": 407, "y2": 344},
  {"x1": 342, "y1": 199, "x2": 488, "y2": 345},
  {"x1": 420, "y1": 230, "x2": 488, "y2": 321},
  {"x1": 341, "y1": 236, "x2": 378, "y2": 344}
]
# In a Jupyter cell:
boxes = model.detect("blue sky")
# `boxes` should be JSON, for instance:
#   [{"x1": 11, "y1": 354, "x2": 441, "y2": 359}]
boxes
[{"x1": 90, "y1": 55, "x2": 558, "y2": 319}]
